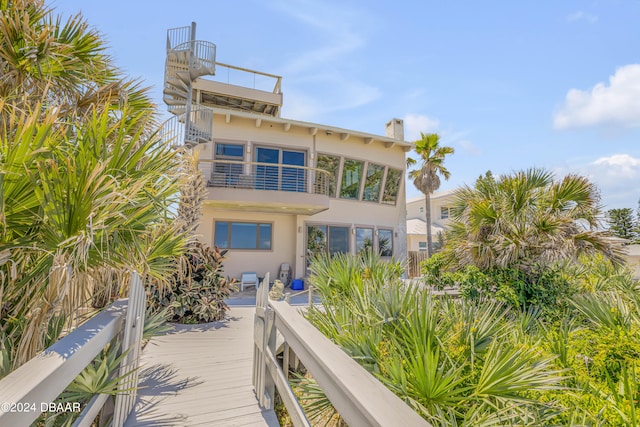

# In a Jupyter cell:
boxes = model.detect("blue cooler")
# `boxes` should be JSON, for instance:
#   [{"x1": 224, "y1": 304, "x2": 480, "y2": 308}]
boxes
[{"x1": 291, "y1": 279, "x2": 304, "y2": 290}]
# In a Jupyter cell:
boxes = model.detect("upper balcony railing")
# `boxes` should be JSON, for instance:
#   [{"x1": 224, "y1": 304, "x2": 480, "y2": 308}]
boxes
[
  {"x1": 213, "y1": 62, "x2": 282, "y2": 95},
  {"x1": 199, "y1": 159, "x2": 332, "y2": 196}
]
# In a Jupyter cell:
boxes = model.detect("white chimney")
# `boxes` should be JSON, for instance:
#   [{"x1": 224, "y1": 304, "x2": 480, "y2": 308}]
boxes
[{"x1": 385, "y1": 118, "x2": 404, "y2": 141}]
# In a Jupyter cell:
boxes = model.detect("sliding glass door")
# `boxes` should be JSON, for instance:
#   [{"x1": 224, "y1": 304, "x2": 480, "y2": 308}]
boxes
[{"x1": 255, "y1": 147, "x2": 306, "y2": 192}]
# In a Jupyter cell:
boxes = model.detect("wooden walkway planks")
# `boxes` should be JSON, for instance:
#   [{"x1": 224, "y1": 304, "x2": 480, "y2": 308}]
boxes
[{"x1": 124, "y1": 307, "x2": 279, "y2": 427}]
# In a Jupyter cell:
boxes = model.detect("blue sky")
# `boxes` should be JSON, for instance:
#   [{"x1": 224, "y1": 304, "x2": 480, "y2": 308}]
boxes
[{"x1": 52, "y1": 0, "x2": 640, "y2": 210}]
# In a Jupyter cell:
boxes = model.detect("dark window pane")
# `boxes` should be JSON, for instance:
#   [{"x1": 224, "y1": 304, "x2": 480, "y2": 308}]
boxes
[
  {"x1": 214, "y1": 222, "x2": 229, "y2": 248},
  {"x1": 362, "y1": 163, "x2": 385, "y2": 202},
  {"x1": 259, "y1": 224, "x2": 272, "y2": 249},
  {"x1": 378, "y1": 229, "x2": 393, "y2": 256},
  {"x1": 231, "y1": 223, "x2": 257, "y2": 249},
  {"x1": 329, "y1": 226, "x2": 350, "y2": 254},
  {"x1": 256, "y1": 147, "x2": 279, "y2": 191},
  {"x1": 382, "y1": 168, "x2": 401, "y2": 205},
  {"x1": 256, "y1": 147, "x2": 279, "y2": 163},
  {"x1": 282, "y1": 150, "x2": 305, "y2": 166},
  {"x1": 282, "y1": 150, "x2": 306, "y2": 192},
  {"x1": 340, "y1": 158, "x2": 364, "y2": 199},
  {"x1": 356, "y1": 228, "x2": 374, "y2": 255},
  {"x1": 215, "y1": 143, "x2": 244, "y2": 158}
]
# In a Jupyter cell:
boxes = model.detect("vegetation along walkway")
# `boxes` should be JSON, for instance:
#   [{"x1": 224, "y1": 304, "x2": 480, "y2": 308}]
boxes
[{"x1": 124, "y1": 307, "x2": 279, "y2": 426}]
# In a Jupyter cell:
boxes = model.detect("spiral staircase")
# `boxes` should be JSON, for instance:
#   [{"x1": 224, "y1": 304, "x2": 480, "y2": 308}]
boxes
[{"x1": 162, "y1": 23, "x2": 216, "y2": 147}]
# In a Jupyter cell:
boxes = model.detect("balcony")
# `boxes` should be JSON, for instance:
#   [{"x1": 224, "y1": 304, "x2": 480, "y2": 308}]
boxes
[{"x1": 199, "y1": 160, "x2": 331, "y2": 215}]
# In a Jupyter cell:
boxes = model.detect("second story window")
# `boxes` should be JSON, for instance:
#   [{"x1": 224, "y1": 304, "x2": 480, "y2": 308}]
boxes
[
  {"x1": 316, "y1": 154, "x2": 340, "y2": 197},
  {"x1": 381, "y1": 168, "x2": 401, "y2": 205},
  {"x1": 213, "y1": 143, "x2": 244, "y2": 186},
  {"x1": 362, "y1": 163, "x2": 385, "y2": 202},
  {"x1": 340, "y1": 158, "x2": 364, "y2": 199},
  {"x1": 255, "y1": 147, "x2": 306, "y2": 192},
  {"x1": 441, "y1": 206, "x2": 452, "y2": 219}
]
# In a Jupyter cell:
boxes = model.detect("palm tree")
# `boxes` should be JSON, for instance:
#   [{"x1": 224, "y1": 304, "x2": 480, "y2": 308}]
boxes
[
  {"x1": 445, "y1": 168, "x2": 624, "y2": 272},
  {"x1": 407, "y1": 132, "x2": 454, "y2": 257}
]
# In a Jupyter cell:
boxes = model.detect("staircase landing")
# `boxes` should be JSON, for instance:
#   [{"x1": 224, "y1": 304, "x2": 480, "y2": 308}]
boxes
[{"x1": 124, "y1": 307, "x2": 279, "y2": 426}]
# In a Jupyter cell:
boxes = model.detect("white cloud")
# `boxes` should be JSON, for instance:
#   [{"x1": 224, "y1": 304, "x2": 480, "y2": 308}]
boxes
[
  {"x1": 458, "y1": 139, "x2": 482, "y2": 156},
  {"x1": 554, "y1": 64, "x2": 640, "y2": 129},
  {"x1": 567, "y1": 11, "x2": 598, "y2": 24},
  {"x1": 270, "y1": 0, "x2": 367, "y2": 76},
  {"x1": 555, "y1": 154, "x2": 640, "y2": 209},
  {"x1": 267, "y1": 1, "x2": 380, "y2": 120},
  {"x1": 403, "y1": 115, "x2": 481, "y2": 157},
  {"x1": 593, "y1": 154, "x2": 640, "y2": 179},
  {"x1": 403, "y1": 114, "x2": 440, "y2": 141},
  {"x1": 283, "y1": 77, "x2": 381, "y2": 121}
]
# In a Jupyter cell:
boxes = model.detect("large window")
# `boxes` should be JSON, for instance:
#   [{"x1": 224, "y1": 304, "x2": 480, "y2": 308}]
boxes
[
  {"x1": 306, "y1": 224, "x2": 350, "y2": 266},
  {"x1": 214, "y1": 221, "x2": 272, "y2": 250},
  {"x1": 340, "y1": 158, "x2": 364, "y2": 199},
  {"x1": 378, "y1": 229, "x2": 393, "y2": 257},
  {"x1": 381, "y1": 168, "x2": 401, "y2": 205},
  {"x1": 316, "y1": 154, "x2": 340, "y2": 197},
  {"x1": 213, "y1": 143, "x2": 244, "y2": 186},
  {"x1": 328, "y1": 226, "x2": 350, "y2": 255},
  {"x1": 441, "y1": 206, "x2": 452, "y2": 219},
  {"x1": 362, "y1": 163, "x2": 385, "y2": 202},
  {"x1": 356, "y1": 227, "x2": 374, "y2": 254},
  {"x1": 255, "y1": 147, "x2": 306, "y2": 192},
  {"x1": 306, "y1": 224, "x2": 393, "y2": 268},
  {"x1": 306, "y1": 225, "x2": 327, "y2": 263}
]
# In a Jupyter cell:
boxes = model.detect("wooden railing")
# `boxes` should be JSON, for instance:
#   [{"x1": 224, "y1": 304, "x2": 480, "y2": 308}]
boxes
[
  {"x1": 0, "y1": 273, "x2": 146, "y2": 427},
  {"x1": 253, "y1": 273, "x2": 431, "y2": 427}
]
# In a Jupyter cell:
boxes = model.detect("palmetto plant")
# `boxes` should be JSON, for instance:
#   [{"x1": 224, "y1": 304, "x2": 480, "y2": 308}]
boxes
[
  {"x1": 304, "y1": 253, "x2": 565, "y2": 426},
  {"x1": 0, "y1": 1, "x2": 188, "y2": 371}
]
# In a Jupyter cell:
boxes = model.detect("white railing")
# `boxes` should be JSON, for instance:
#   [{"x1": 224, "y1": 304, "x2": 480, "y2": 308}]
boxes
[
  {"x1": 215, "y1": 61, "x2": 282, "y2": 95},
  {"x1": 0, "y1": 273, "x2": 146, "y2": 427},
  {"x1": 199, "y1": 159, "x2": 332, "y2": 196},
  {"x1": 253, "y1": 273, "x2": 432, "y2": 427}
]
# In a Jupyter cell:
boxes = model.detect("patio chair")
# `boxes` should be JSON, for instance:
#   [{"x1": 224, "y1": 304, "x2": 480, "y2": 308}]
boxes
[
  {"x1": 278, "y1": 263, "x2": 292, "y2": 287},
  {"x1": 239, "y1": 272, "x2": 258, "y2": 292}
]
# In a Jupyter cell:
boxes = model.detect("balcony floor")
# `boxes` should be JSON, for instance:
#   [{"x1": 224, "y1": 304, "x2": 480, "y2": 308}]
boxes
[{"x1": 205, "y1": 186, "x2": 330, "y2": 215}]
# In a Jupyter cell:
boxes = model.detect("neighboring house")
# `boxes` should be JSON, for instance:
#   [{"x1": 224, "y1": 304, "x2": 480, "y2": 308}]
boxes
[
  {"x1": 163, "y1": 24, "x2": 411, "y2": 282},
  {"x1": 406, "y1": 189, "x2": 457, "y2": 252},
  {"x1": 622, "y1": 244, "x2": 640, "y2": 279}
]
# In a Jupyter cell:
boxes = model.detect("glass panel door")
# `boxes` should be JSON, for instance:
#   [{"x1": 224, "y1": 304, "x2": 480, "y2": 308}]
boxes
[
  {"x1": 282, "y1": 150, "x2": 306, "y2": 192},
  {"x1": 255, "y1": 147, "x2": 279, "y2": 190}
]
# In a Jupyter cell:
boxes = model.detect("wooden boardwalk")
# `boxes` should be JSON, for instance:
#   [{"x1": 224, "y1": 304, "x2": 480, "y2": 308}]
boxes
[{"x1": 124, "y1": 307, "x2": 279, "y2": 426}]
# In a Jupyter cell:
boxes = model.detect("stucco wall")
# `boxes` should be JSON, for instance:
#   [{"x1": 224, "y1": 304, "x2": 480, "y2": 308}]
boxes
[
  {"x1": 195, "y1": 113, "x2": 408, "y2": 280},
  {"x1": 197, "y1": 206, "x2": 297, "y2": 282}
]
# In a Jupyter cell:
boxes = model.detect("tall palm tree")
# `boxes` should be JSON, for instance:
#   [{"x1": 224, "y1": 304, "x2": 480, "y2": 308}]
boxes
[
  {"x1": 407, "y1": 132, "x2": 454, "y2": 257},
  {"x1": 445, "y1": 168, "x2": 624, "y2": 272}
]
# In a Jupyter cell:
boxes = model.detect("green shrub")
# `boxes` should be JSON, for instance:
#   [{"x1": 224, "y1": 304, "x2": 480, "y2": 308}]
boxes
[{"x1": 148, "y1": 242, "x2": 233, "y2": 323}]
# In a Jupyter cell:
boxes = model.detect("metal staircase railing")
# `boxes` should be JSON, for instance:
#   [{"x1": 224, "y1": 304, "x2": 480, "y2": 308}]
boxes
[
  {"x1": 162, "y1": 22, "x2": 216, "y2": 147},
  {"x1": 161, "y1": 105, "x2": 213, "y2": 148}
]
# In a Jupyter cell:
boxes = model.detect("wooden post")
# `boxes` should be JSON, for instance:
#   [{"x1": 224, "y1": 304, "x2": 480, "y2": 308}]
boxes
[
  {"x1": 253, "y1": 273, "x2": 271, "y2": 408},
  {"x1": 112, "y1": 272, "x2": 146, "y2": 427}
]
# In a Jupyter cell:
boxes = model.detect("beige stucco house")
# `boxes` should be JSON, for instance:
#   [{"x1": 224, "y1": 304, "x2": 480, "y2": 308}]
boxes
[
  {"x1": 163, "y1": 24, "x2": 411, "y2": 282},
  {"x1": 406, "y1": 189, "x2": 457, "y2": 252}
]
